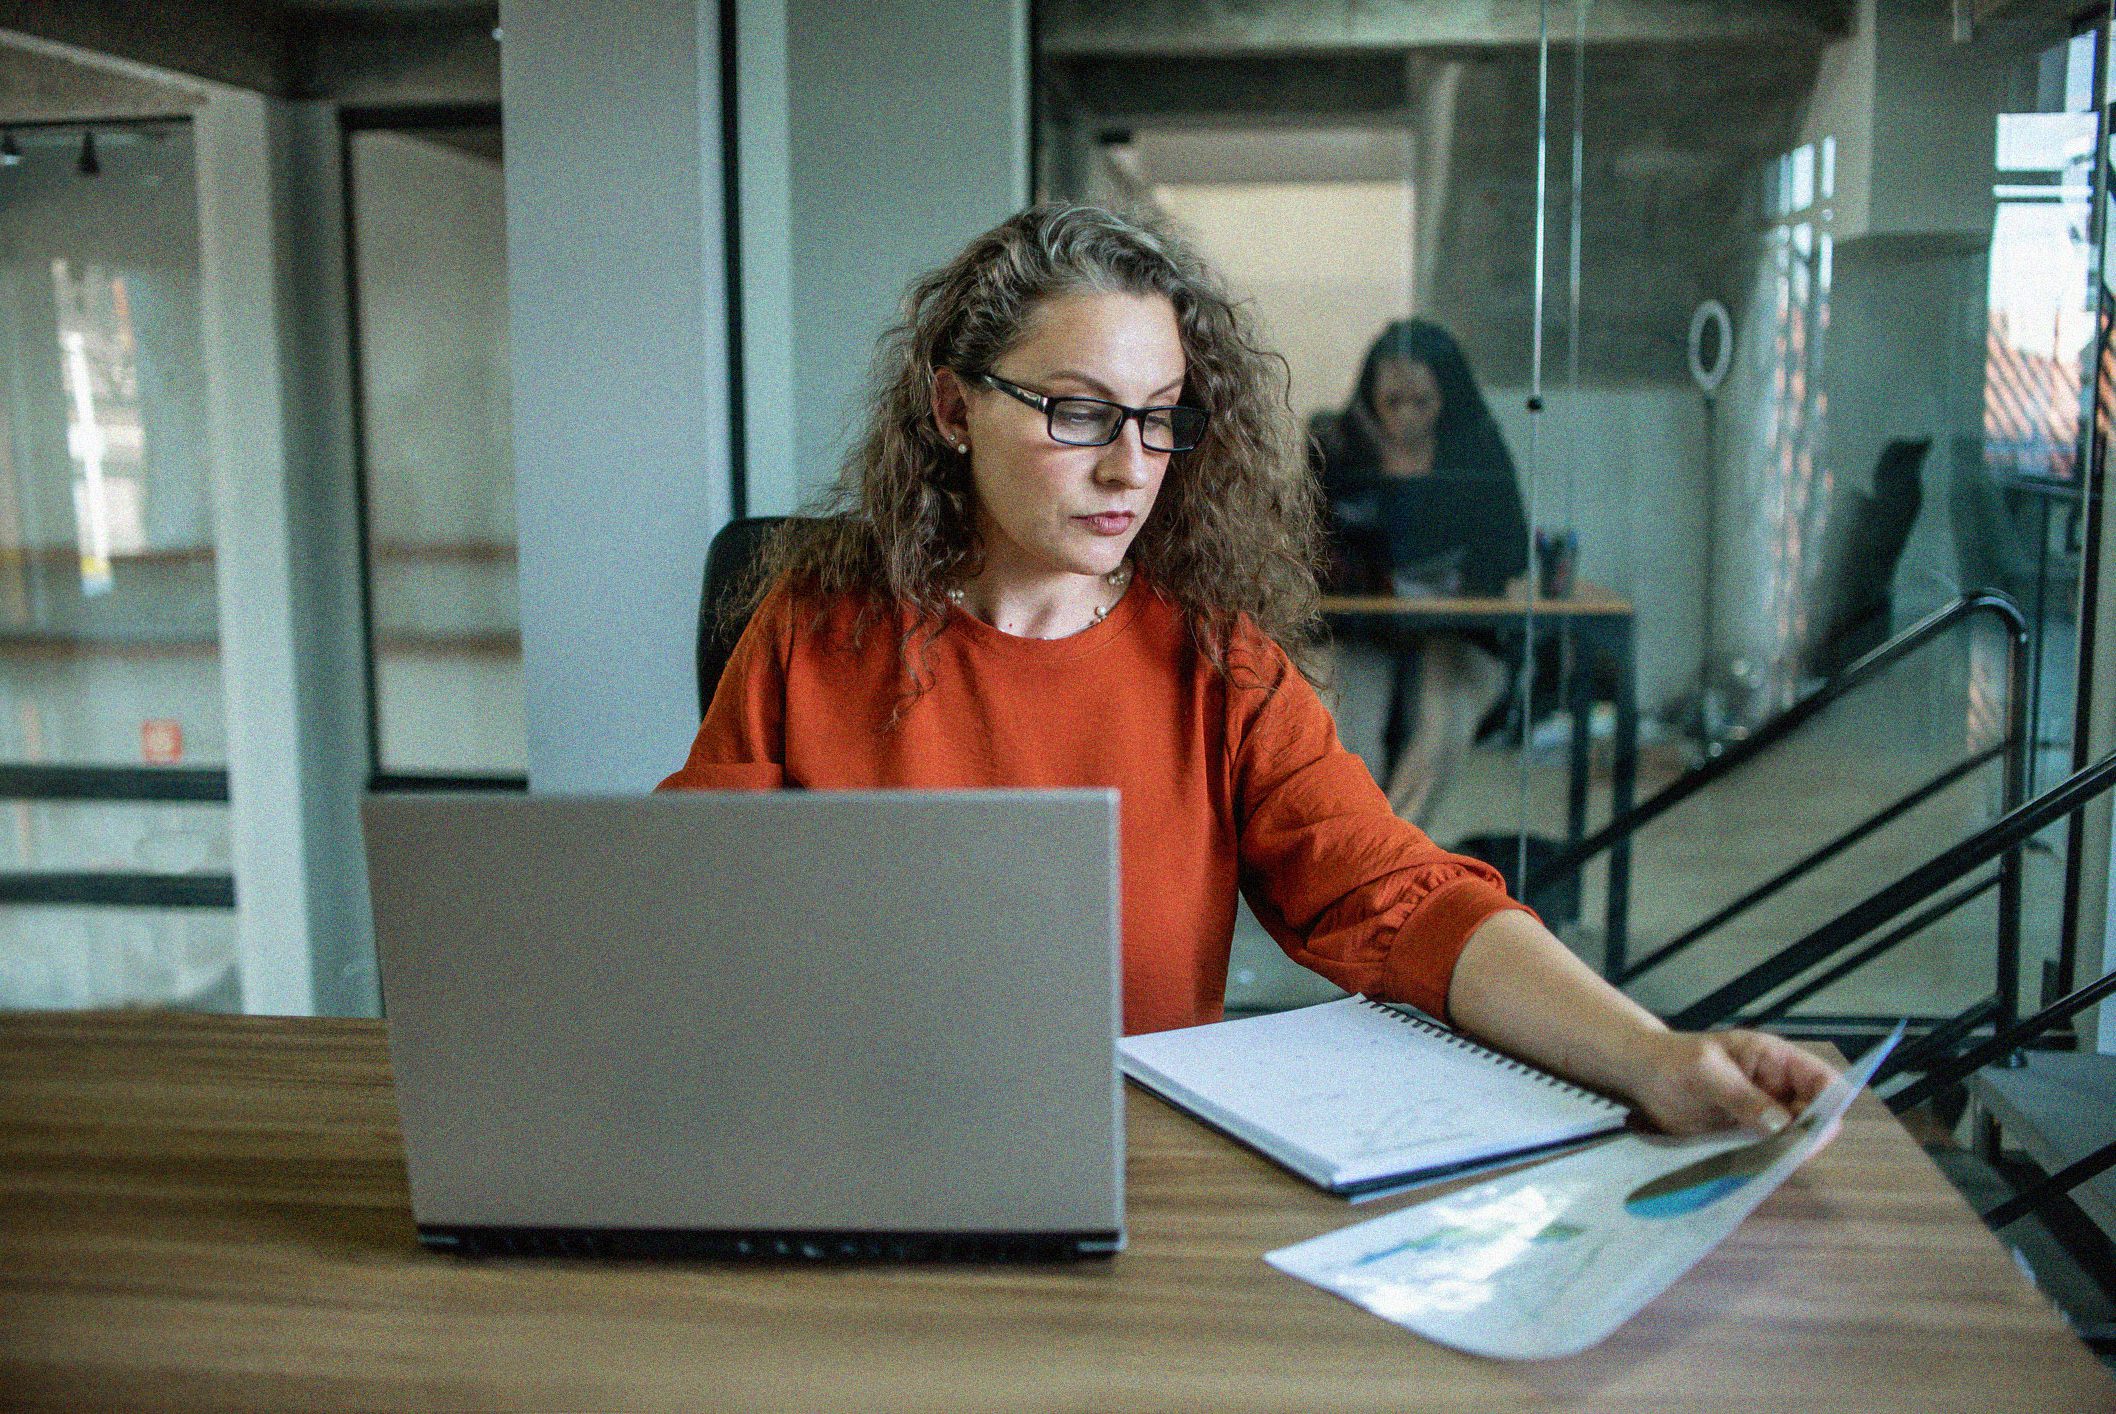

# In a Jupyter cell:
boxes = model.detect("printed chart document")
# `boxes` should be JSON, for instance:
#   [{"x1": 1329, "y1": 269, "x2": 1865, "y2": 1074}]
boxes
[
  {"x1": 1265, "y1": 1024, "x2": 1902, "y2": 1360},
  {"x1": 1118, "y1": 996, "x2": 1628, "y2": 1196}
]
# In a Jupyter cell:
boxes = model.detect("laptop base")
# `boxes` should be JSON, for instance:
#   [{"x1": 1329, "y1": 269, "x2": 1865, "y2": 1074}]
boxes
[{"x1": 419, "y1": 1224, "x2": 1123, "y2": 1262}]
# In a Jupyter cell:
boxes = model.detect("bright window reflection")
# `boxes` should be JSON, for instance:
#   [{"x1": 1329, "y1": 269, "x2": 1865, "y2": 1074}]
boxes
[
  {"x1": 1983, "y1": 90, "x2": 2098, "y2": 483},
  {"x1": 52, "y1": 260, "x2": 148, "y2": 594}
]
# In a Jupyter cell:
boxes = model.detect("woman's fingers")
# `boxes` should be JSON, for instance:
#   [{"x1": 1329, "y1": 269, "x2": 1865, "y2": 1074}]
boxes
[
  {"x1": 1724, "y1": 1029, "x2": 1838, "y2": 1111},
  {"x1": 1692, "y1": 1042, "x2": 1794, "y2": 1135},
  {"x1": 1631, "y1": 1031, "x2": 1841, "y2": 1137}
]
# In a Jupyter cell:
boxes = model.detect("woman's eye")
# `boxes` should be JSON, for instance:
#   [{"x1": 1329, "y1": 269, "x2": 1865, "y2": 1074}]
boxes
[{"x1": 1054, "y1": 404, "x2": 1109, "y2": 432}]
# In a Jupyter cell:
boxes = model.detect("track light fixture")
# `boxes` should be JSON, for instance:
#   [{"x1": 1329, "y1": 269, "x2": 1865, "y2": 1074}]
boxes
[{"x1": 77, "y1": 130, "x2": 99, "y2": 177}]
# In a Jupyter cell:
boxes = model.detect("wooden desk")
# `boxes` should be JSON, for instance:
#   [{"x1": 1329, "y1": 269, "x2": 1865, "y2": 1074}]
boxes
[
  {"x1": 3, "y1": 1011, "x2": 2109, "y2": 1412},
  {"x1": 1323, "y1": 585, "x2": 1639, "y2": 970}
]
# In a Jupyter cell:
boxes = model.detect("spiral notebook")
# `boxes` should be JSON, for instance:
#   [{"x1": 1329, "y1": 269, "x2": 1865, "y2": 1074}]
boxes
[{"x1": 1119, "y1": 997, "x2": 1629, "y2": 1196}]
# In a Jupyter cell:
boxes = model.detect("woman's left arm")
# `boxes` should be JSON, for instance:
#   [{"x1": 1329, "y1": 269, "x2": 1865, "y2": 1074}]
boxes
[{"x1": 1447, "y1": 907, "x2": 1837, "y2": 1135}]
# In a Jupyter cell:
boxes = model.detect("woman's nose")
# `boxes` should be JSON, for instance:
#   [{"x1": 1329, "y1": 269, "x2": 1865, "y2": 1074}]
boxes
[{"x1": 1095, "y1": 423, "x2": 1158, "y2": 487}]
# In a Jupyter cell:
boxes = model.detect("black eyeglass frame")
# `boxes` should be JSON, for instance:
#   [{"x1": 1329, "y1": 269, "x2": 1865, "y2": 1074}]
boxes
[{"x1": 972, "y1": 372, "x2": 1210, "y2": 453}]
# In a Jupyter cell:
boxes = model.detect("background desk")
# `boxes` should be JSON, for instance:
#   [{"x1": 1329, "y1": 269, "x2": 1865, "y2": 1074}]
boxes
[
  {"x1": 2, "y1": 1011, "x2": 2108, "y2": 1411},
  {"x1": 1323, "y1": 585, "x2": 1637, "y2": 967}
]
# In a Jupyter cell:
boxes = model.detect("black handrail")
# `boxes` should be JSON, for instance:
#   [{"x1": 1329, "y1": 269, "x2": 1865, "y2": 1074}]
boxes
[
  {"x1": 1535, "y1": 591, "x2": 2028, "y2": 893},
  {"x1": 0, "y1": 872, "x2": 235, "y2": 908},
  {"x1": 1983, "y1": 1138, "x2": 2116, "y2": 1231},
  {"x1": 370, "y1": 771, "x2": 529, "y2": 793},
  {"x1": 0, "y1": 764, "x2": 237, "y2": 910},
  {"x1": 1740, "y1": 872, "x2": 2001, "y2": 1027},
  {"x1": 1670, "y1": 746, "x2": 2116, "y2": 1032},
  {"x1": 1887, "y1": 958, "x2": 2116, "y2": 1113},
  {"x1": 0, "y1": 766, "x2": 524, "y2": 910},
  {"x1": 0, "y1": 764, "x2": 230, "y2": 803},
  {"x1": 1619, "y1": 744, "x2": 2003, "y2": 985},
  {"x1": 1872, "y1": 993, "x2": 2003, "y2": 1084}
]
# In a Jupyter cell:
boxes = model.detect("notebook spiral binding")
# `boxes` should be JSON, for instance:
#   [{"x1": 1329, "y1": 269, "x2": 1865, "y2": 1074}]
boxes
[{"x1": 1355, "y1": 996, "x2": 1622, "y2": 1112}]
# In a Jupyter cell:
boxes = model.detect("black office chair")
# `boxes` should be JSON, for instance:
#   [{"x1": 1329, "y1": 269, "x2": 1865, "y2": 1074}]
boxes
[
  {"x1": 1806, "y1": 437, "x2": 1930, "y2": 680},
  {"x1": 695, "y1": 515, "x2": 790, "y2": 719}
]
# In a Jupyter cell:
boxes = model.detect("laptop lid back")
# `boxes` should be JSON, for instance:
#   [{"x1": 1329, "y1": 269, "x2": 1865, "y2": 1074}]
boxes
[{"x1": 364, "y1": 790, "x2": 1123, "y2": 1256}]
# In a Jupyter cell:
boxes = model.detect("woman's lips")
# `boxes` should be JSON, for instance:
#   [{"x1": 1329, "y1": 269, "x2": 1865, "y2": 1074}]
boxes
[{"x1": 1076, "y1": 512, "x2": 1134, "y2": 536}]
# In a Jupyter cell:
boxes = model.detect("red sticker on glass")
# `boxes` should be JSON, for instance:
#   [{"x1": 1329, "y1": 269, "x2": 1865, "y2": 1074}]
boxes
[{"x1": 142, "y1": 719, "x2": 183, "y2": 765}]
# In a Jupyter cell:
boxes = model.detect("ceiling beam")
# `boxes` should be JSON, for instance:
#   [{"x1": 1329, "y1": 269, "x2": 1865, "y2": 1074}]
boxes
[
  {"x1": 1041, "y1": 0, "x2": 1853, "y2": 57},
  {"x1": 0, "y1": 0, "x2": 291, "y2": 96},
  {"x1": 292, "y1": 9, "x2": 498, "y2": 106},
  {"x1": 0, "y1": 39, "x2": 203, "y2": 120}
]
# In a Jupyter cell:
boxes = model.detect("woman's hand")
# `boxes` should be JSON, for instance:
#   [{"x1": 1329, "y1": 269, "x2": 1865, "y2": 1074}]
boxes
[
  {"x1": 1448, "y1": 910, "x2": 1840, "y2": 1139},
  {"x1": 1618, "y1": 1027, "x2": 1838, "y2": 1137}
]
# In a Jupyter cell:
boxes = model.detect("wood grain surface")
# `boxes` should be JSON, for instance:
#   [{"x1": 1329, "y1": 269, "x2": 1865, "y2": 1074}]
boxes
[
  {"x1": 1322, "y1": 582, "x2": 1632, "y2": 617},
  {"x1": 1, "y1": 1011, "x2": 2109, "y2": 1412}
]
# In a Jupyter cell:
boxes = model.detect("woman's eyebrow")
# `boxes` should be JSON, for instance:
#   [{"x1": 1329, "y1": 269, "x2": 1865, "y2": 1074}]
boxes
[{"x1": 1043, "y1": 368, "x2": 1189, "y2": 401}]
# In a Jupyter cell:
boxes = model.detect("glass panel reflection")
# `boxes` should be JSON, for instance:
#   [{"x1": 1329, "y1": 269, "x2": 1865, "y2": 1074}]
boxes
[
  {"x1": 1034, "y1": 0, "x2": 2107, "y2": 1027},
  {"x1": 347, "y1": 122, "x2": 523, "y2": 778},
  {"x1": 0, "y1": 119, "x2": 234, "y2": 1010},
  {"x1": 1559, "y1": 0, "x2": 2104, "y2": 1028}
]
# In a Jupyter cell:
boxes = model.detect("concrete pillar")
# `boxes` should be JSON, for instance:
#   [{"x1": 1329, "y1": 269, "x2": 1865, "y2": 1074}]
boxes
[
  {"x1": 766, "y1": 0, "x2": 1029, "y2": 513},
  {"x1": 503, "y1": 0, "x2": 1028, "y2": 788},
  {"x1": 196, "y1": 92, "x2": 373, "y2": 1016},
  {"x1": 501, "y1": 0, "x2": 734, "y2": 793}
]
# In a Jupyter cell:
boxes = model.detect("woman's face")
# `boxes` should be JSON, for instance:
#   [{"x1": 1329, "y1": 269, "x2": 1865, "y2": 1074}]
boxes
[
  {"x1": 1370, "y1": 356, "x2": 1443, "y2": 449},
  {"x1": 941, "y1": 289, "x2": 1186, "y2": 584}
]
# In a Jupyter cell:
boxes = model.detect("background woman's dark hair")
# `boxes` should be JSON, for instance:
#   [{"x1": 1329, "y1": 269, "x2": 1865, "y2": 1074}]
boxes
[
  {"x1": 1340, "y1": 318, "x2": 1517, "y2": 481},
  {"x1": 742, "y1": 202, "x2": 1326, "y2": 688}
]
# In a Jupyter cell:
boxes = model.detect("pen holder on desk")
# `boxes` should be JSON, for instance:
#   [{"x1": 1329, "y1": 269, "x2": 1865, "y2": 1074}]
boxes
[{"x1": 1534, "y1": 528, "x2": 1578, "y2": 599}]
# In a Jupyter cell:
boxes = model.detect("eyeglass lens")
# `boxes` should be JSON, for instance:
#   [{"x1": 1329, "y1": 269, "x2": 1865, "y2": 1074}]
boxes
[{"x1": 1048, "y1": 398, "x2": 1207, "y2": 452}]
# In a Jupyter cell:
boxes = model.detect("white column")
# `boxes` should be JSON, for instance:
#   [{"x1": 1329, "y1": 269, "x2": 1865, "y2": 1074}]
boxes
[
  {"x1": 503, "y1": 0, "x2": 1028, "y2": 787},
  {"x1": 734, "y1": 0, "x2": 797, "y2": 516},
  {"x1": 196, "y1": 93, "x2": 374, "y2": 1016},
  {"x1": 771, "y1": 0, "x2": 1030, "y2": 513},
  {"x1": 502, "y1": 0, "x2": 733, "y2": 793}
]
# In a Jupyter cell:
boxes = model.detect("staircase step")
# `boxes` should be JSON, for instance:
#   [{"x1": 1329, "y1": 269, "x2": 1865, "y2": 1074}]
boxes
[{"x1": 1968, "y1": 1051, "x2": 2116, "y2": 1241}]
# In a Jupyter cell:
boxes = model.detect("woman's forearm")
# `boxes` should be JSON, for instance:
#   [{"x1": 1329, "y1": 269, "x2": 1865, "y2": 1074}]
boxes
[
  {"x1": 1445, "y1": 907, "x2": 1668, "y2": 1102},
  {"x1": 1444, "y1": 908, "x2": 1834, "y2": 1134}
]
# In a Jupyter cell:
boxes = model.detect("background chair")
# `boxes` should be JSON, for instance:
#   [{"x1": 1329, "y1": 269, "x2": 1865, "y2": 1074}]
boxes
[
  {"x1": 695, "y1": 515, "x2": 790, "y2": 719},
  {"x1": 1806, "y1": 437, "x2": 1930, "y2": 680}
]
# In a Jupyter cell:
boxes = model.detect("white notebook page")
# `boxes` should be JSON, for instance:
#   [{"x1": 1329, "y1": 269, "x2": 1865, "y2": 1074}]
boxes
[{"x1": 1121, "y1": 998, "x2": 1624, "y2": 1187}]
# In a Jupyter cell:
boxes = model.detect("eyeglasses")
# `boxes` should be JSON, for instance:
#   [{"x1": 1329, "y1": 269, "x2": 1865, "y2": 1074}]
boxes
[{"x1": 974, "y1": 372, "x2": 1210, "y2": 453}]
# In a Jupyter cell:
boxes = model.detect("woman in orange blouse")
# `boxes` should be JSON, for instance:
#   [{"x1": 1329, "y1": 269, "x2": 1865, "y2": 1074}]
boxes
[{"x1": 664, "y1": 204, "x2": 1831, "y2": 1135}]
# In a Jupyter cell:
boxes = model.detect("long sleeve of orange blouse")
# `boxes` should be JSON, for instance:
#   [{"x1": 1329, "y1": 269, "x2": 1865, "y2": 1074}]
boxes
[{"x1": 658, "y1": 582, "x2": 1531, "y2": 1035}]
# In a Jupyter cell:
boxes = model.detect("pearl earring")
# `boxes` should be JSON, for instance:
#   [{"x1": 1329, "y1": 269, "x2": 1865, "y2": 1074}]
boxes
[{"x1": 955, "y1": 442, "x2": 968, "y2": 453}]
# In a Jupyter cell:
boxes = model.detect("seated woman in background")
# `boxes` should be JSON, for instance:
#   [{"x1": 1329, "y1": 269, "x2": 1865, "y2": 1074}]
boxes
[
  {"x1": 1317, "y1": 320, "x2": 1528, "y2": 827},
  {"x1": 661, "y1": 203, "x2": 1829, "y2": 1135}
]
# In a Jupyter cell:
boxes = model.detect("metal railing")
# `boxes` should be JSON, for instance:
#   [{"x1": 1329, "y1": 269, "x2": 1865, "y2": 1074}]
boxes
[
  {"x1": 1873, "y1": 814, "x2": 2116, "y2": 1238},
  {"x1": 1521, "y1": 592, "x2": 2028, "y2": 1013},
  {"x1": 1672, "y1": 746, "x2": 2116, "y2": 1034},
  {"x1": 0, "y1": 764, "x2": 235, "y2": 909}
]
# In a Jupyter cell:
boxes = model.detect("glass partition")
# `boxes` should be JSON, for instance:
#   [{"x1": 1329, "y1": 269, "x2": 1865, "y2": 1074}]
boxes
[
  {"x1": 1035, "y1": 0, "x2": 2109, "y2": 1027},
  {"x1": 1555, "y1": 0, "x2": 2109, "y2": 1032},
  {"x1": 0, "y1": 119, "x2": 236, "y2": 1010},
  {"x1": 345, "y1": 117, "x2": 523, "y2": 783}
]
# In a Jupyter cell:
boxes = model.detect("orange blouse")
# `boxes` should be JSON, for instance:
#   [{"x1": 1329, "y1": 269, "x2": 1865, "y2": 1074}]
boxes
[{"x1": 658, "y1": 581, "x2": 1528, "y2": 1034}]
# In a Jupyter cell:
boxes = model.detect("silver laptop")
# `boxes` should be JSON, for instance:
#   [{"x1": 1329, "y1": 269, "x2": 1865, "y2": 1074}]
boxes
[{"x1": 363, "y1": 789, "x2": 1124, "y2": 1261}]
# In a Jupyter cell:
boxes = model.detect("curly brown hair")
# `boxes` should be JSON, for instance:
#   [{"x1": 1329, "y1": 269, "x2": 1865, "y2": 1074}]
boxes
[{"x1": 744, "y1": 202, "x2": 1326, "y2": 685}]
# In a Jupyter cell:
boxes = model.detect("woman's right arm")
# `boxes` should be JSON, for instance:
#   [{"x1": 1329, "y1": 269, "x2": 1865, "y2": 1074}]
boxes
[{"x1": 656, "y1": 589, "x2": 793, "y2": 791}]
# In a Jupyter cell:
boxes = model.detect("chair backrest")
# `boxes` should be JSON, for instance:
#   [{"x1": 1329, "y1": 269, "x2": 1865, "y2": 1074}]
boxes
[
  {"x1": 696, "y1": 515, "x2": 790, "y2": 719},
  {"x1": 1808, "y1": 437, "x2": 1930, "y2": 677}
]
